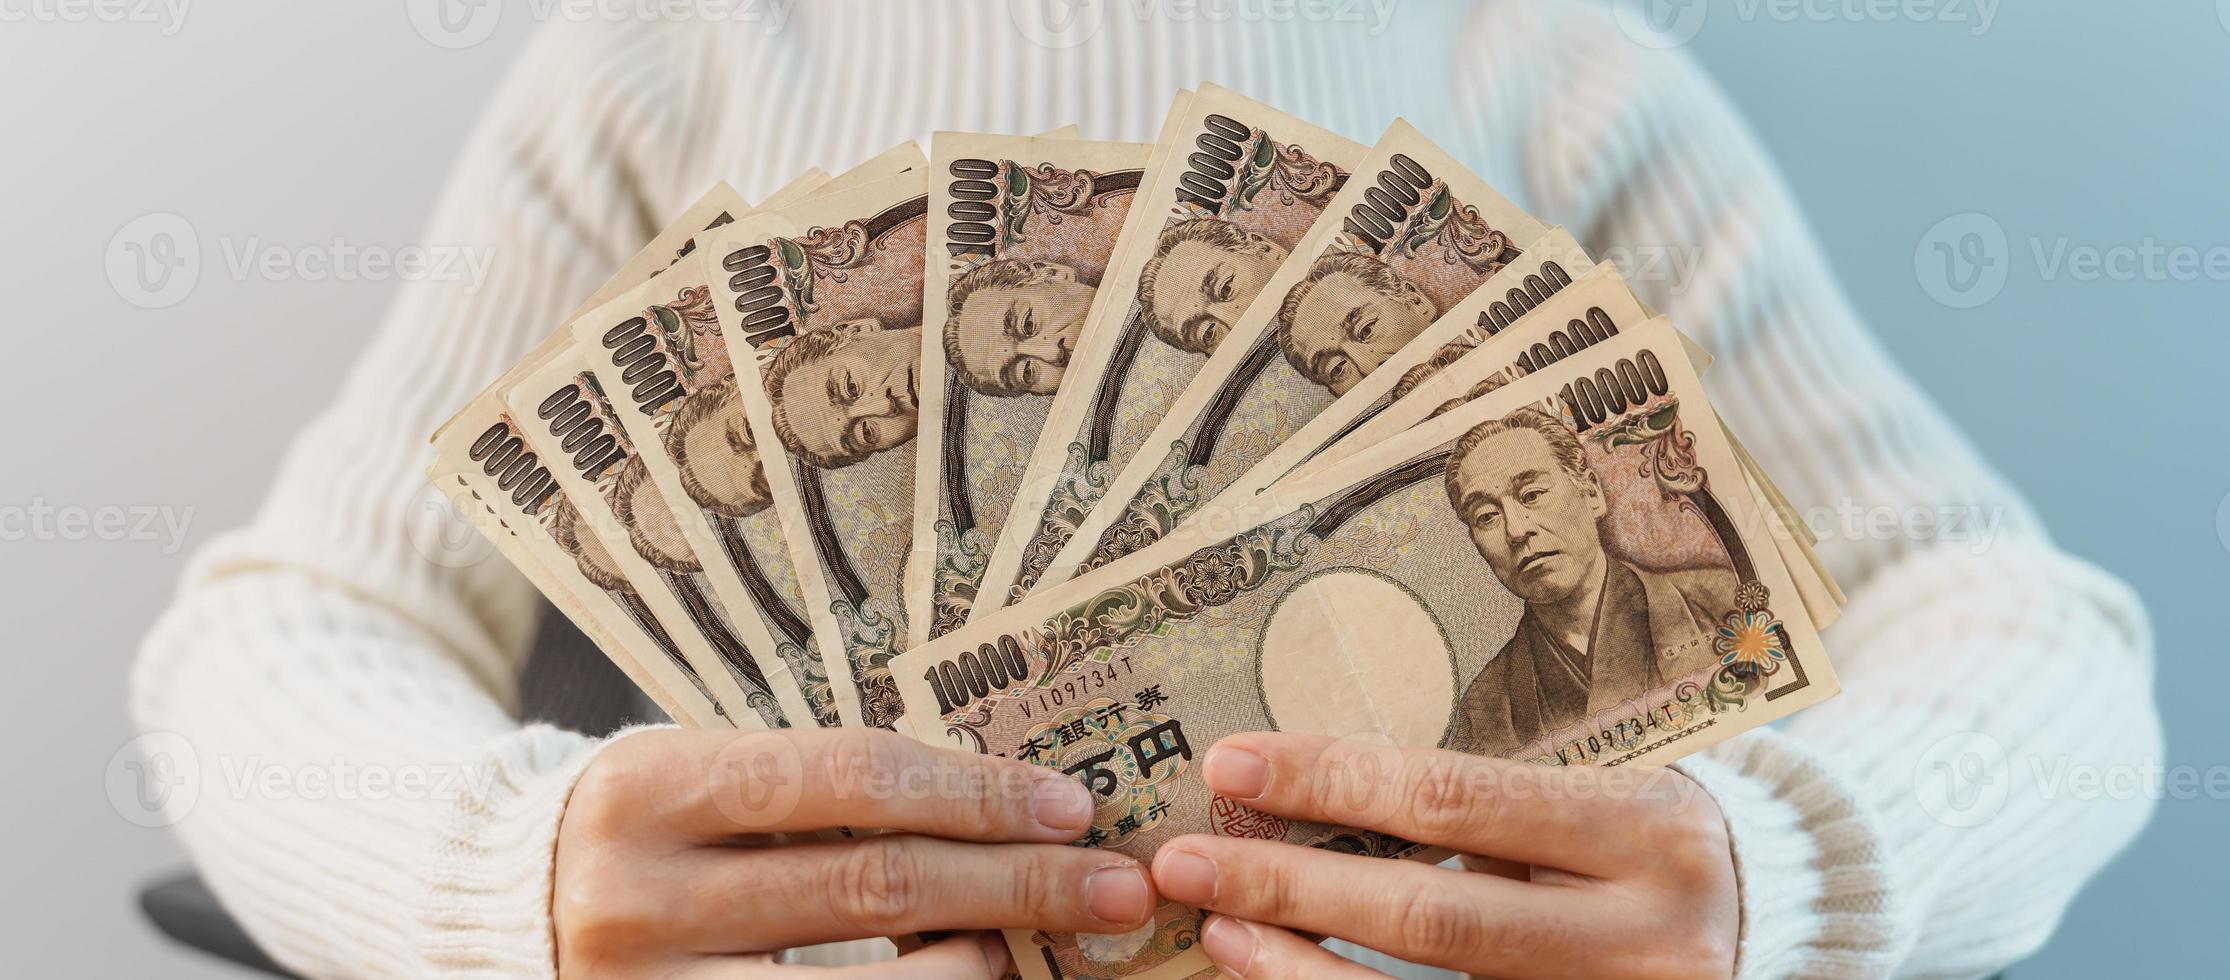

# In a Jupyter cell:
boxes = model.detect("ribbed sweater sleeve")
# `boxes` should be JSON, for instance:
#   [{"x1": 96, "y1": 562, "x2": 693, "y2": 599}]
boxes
[
  {"x1": 1452, "y1": 7, "x2": 2159, "y2": 977},
  {"x1": 132, "y1": 6, "x2": 2158, "y2": 978}
]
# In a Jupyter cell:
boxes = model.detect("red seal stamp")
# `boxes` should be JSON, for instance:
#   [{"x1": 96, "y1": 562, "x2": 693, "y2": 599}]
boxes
[{"x1": 1209, "y1": 795, "x2": 1290, "y2": 841}]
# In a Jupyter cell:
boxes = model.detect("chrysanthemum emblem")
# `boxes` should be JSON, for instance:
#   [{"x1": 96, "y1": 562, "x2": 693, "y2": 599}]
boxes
[{"x1": 1716, "y1": 609, "x2": 1789, "y2": 674}]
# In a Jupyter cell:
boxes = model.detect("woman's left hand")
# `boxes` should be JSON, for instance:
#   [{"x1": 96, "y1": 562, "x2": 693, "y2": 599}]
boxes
[{"x1": 1148, "y1": 732, "x2": 1740, "y2": 979}]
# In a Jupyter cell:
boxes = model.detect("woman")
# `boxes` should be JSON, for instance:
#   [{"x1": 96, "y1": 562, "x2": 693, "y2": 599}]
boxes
[{"x1": 133, "y1": 2, "x2": 2158, "y2": 976}]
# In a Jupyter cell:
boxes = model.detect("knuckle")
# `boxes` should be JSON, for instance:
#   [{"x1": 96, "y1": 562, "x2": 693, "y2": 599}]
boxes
[
  {"x1": 1695, "y1": 928, "x2": 1741, "y2": 974},
  {"x1": 1404, "y1": 757, "x2": 1489, "y2": 840},
  {"x1": 1001, "y1": 848, "x2": 1055, "y2": 917},
  {"x1": 568, "y1": 758, "x2": 645, "y2": 838},
  {"x1": 1307, "y1": 740, "x2": 1399, "y2": 823},
  {"x1": 823, "y1": 729, "x2": 901, "y2": 790},
  {"x1": 550, "y1": 879, "x2": 602, "y2": 944},
  {"x1": 828, "y1": 836, "x2": 925, "y2": 930},
  {"x1": 1250, "y1": 857, "x2": 1304, "y2": 921},
  {"x1": 959, "y1": 761, "x2": 1024, "y2": 830},
  {"x1": 1388, "y1": 884, "x2": 1482, "y2": 962},
  {"x1": 1302, "y1": 757, "x2": 1351, "y2": 821},
  {"x1": 555, "y1": 873, "x2": 663, "y2": 962},
  {"x1": 1679, "y1": 929, "x2": 1740, "y2": 977},
  {"x1": 1655, "y1": 806, "x2": 1732, "y2": 882},
  {"x1": 1300, "y1": 741, "x2": 1366, "y2": 818}
]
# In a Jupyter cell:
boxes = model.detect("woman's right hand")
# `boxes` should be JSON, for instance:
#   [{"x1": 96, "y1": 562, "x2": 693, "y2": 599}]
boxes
[{"x1": 553, "y1": 727, "x2": 1156, "y2": 978}]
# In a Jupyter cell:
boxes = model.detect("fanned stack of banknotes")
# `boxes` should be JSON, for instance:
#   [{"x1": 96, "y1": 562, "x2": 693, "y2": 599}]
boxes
[{"x1": 432, "y1": 84, "x2": 1846, "y2": 979}]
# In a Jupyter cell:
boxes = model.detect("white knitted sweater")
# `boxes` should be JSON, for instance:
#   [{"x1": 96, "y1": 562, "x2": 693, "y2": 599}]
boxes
[{"x1": 131, "y1": 2, "x2": 2159, "y2": 976}]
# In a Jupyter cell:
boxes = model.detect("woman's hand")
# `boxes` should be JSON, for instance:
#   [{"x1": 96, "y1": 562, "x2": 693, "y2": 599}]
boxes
[
  {"x1": 554, "y1": 727, "x2": 1157, "y2": 978},
  {"x1": 1149, "y1": 733, "x2": 1739, "y2": 979}
]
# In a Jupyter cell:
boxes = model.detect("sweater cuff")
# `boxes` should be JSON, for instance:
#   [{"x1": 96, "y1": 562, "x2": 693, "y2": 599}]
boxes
[
  {"x1": 416, "y1": 723, "x2": 673, "y2": 977},
  {"x1": 1673, "y1": 732, "x2": 1903, "y2": 979}
]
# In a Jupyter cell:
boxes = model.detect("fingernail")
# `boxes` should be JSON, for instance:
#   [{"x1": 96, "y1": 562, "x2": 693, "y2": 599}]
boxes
[
  {"x1": 1204, "y1": 746, "x2": 1270, "y2": 800},
  {"x1": 1154, "y1": 848, "x2": 1219, "y2": 905},
  {"x1": 1201, "y1": 916, "x2": 1256, "y2": 977},
  {"x1": 1031, "y1": 772, "x2": 1094, "y2": 834},
  {"x1": 1084, "y1": 864, "x2": 1152, "y2": 927}
]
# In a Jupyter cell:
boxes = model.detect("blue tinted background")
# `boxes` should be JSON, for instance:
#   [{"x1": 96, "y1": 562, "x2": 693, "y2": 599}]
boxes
[{"x1": 1678, "y1": 4, "x2": 2230, "y2": 975}]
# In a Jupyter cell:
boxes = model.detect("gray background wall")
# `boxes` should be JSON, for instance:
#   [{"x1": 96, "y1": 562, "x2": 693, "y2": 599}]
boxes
[{"x1": 4, "y1": 1, "x2": 2220, "y2": 975}]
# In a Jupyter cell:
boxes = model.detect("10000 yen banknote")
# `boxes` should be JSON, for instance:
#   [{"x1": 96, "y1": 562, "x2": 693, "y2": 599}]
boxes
[
  {"x1": 894, "y1": 318, "x2": 1838, "y2": 980},
  {"x1": 1281, "y1": 268, "x2": 1845, "y2": 628},
  {"x1": 569, "y1": 174, "x2": 829, "y2": 323},
  {"x1": 970, "y1": 84, "x2": 1369, "y2": 618},
  {"x1": 535, "y1": 170, "x2": 917, "y2": 731},
  {"x1": 1186, "y1": 225, "x2": 1593, "y2": 514},
  {"x1": 504, "y1": 343, "x2": 795, "y2": 728},
  {"x1": 1286, "y1": 264, "x2": 1666, "y2": 486},
  {"x1": 424, "y1": 171, "x2": 842, "y2": 729},
  {"x1": 443, "y1": 141, "x2": 932, "y2": 732},
  {"x1": 429, "y1": 450, "x2": 701, "y2": 728},
  {"x1": 703, "y1": 171, "x2": 933, "y2": 729},
  {"x1": 1039, "y1": 120, "x2": 1549, "y2": 589},
  {"x1": 905, "y1": 133, "x2": 1152, "y2": 648},
  {"x1": 433, "y1": 384, "x2": 734, "y2": 730},
  {"x1": 569, "y1": 222, "x2": 835, "y2": 727}
]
